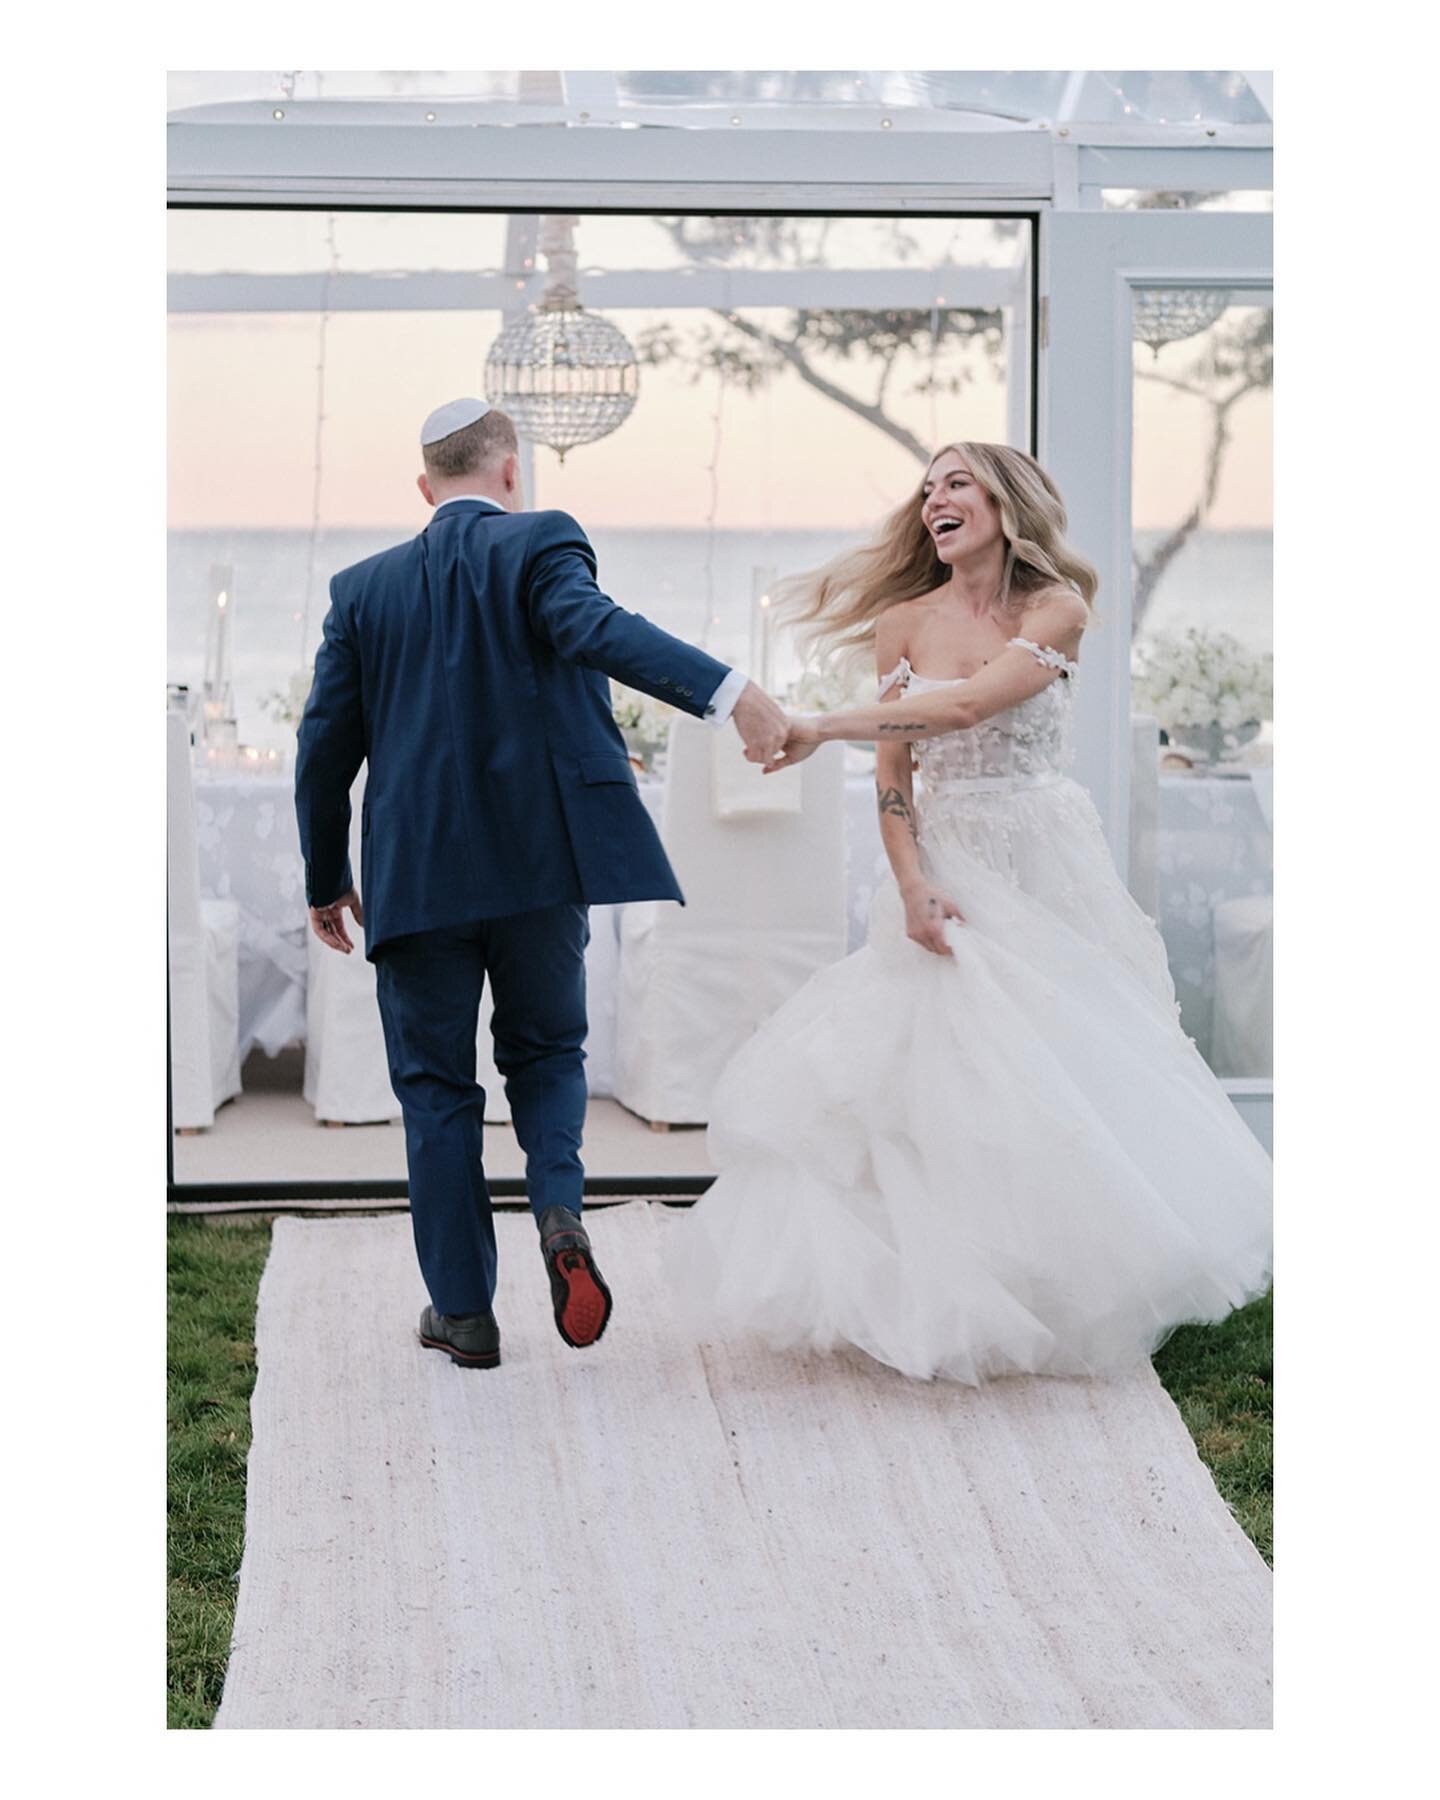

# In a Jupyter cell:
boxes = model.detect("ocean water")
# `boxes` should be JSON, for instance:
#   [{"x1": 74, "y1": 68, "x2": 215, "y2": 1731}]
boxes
[{"x1": 168, "y1": 525, "x2": 1272, "y2": 756}]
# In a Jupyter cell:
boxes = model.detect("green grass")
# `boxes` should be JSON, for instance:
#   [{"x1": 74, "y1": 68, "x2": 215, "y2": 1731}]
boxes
[
  {"x1": 1153, "y1": 1288, "x2": 1273, "y2": 1565},
  {"x1": 166, "y1": 1213, "x2": 1273, "y2": 1726},
  {"x1": 167, "y1": 1214, "x2": 273, "y2": 1730}
]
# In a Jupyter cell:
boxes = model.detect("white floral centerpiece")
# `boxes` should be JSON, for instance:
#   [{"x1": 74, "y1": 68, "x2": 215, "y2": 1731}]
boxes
[
  {"x1": 261, "y1": 665, "x2": 315, "y2": 728},
  {"x1": 610, "y1": 683, "x2": 677, "y2": 770},
  {"x1": 784, "y1": 664, "x2": 869, "y2": 714},
  {"x1": 783, "y1": 661, "x2": 880, "y2": 768},
  {"x1": 1131, "y1": 629, "x2": 1273, "y2": 765}
]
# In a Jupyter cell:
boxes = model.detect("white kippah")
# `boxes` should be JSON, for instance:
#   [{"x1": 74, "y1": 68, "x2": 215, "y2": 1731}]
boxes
[{"x1": 420, "y1": 397, "x2": 492, "y2": 447}]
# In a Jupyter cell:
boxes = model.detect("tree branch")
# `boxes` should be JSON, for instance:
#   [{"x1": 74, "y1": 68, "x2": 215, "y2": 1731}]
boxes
[
  {"x1": 1133, "y1": 388, "x2": 1246, "y2": 634},
  {"x1": 722, "y1": 311, "x2": 930, "y2": 462}
]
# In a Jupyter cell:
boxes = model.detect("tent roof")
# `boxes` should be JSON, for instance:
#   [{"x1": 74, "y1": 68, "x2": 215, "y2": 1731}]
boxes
[{"x1": 168, "y1": 70, "x2": 1272, "y2": 131}]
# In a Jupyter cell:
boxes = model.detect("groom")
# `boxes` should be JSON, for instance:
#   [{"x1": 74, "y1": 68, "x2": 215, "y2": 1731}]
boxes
[{"x1": 295, "y1": 398, "x2": 789, "y2": 1369}]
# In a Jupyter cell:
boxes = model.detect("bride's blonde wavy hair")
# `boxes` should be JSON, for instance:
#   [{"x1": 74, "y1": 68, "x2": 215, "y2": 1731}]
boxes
[{"x1": 776, "y1": 442, "x2": 1099, "y2": 673}]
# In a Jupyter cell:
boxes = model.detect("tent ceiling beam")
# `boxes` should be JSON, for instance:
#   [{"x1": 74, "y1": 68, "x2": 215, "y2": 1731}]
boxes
[
  {"x1": 167, "y1": 116, "x2": 1270, "y2": 212},
  {"x1": 166, "y1": 264, "x2": 1027, "y2": 316}
]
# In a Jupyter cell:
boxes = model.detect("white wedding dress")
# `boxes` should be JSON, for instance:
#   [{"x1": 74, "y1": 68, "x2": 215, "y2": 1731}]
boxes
[{"x1": 665, "y1": 638, "x2": 1273, "y2": 1384}]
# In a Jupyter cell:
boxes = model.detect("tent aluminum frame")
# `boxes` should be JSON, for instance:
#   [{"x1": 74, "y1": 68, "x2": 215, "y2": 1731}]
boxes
[
  {"x1": 166, "y1": 196, "x2": 1041, "y2": 1206},
  {"x1": 166, "y1": 109, "x2": 1271, "y2": 1203},
  {"x1": 167, "y1": 107, "x2": 1271, "y2": 213}
]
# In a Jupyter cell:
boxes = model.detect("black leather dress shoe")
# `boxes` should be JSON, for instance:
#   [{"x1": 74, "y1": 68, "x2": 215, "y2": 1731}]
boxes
[
  {"x1": 418, "y1": 1304, "x2": 501, "y2": 1369},
  {"x1": 536, "y1": 1205, "x2": 613, "y2": 1349}
]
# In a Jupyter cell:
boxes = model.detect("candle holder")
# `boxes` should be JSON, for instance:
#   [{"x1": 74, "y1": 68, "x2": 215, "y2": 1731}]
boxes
[{"x1": 750, "y1": 568, "x2": 778, "y2": 693}]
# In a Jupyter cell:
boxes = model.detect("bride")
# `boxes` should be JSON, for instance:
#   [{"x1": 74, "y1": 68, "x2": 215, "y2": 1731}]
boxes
[{"x1": 665, "y1": 442, "x2": 1272, "y2": 1385}]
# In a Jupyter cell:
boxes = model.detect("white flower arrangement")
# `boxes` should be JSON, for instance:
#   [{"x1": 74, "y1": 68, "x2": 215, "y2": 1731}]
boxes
[
  {"x1": 261, "y1": 665, "x2": 315, "y2": 727},
  {"x1": 1131, "y1": 629, "x2": 1273, "y2": 733},
  {"x1": 783, "y1": 663, "x2": 872, "y2": 714},
  {"x1": 609, "y1": 683, "x2": 677, "y2": 744}
]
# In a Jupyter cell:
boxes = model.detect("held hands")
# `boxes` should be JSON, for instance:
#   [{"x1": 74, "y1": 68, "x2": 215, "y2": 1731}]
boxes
[
  {"x1": 901, "y1": 878, "x2": 965, "y2": 956},
  {"x1": 730, "y1": 680, "x2": 827, "y2": 774},
  {"x1": 759, "y1": 714, "x2": 823, "y2": 773},
  {"x1": 310, "y1": 886, "x2": 364, "y2": 954},
  {"x1": 730, "y1": 680, "x2": 790, "y2": 767}
]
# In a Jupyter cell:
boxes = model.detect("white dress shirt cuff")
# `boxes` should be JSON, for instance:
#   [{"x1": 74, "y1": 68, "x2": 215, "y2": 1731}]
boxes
[{"x1": 703, "y1": 667, "x2": 750, "y2": 728}]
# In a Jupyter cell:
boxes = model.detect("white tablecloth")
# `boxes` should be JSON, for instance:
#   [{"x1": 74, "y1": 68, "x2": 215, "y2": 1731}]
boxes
[
  {"x1": 193, "y1": 776, "x2": 310, "y2": 1059},
  {"x1": 1155, "y1": 773, "x2": 1273, "y2": 1063},
  {"x1": 193, "y1": 769, "x2": 885, "y2": 1070}
]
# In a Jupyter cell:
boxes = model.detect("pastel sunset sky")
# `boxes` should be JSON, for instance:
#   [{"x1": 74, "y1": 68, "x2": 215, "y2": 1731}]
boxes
[{"x1": 168, "y1": 210, "x2": 1271, "y2": 537}]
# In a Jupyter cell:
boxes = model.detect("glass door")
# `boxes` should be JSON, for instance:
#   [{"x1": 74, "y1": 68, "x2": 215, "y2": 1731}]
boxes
[
  {"x1": 1041, "y1": 208, "x2": 1272, "y2": 1142},
  {"x1": 168, "y1": 205, "x2": 1038, "y2": 1195}
]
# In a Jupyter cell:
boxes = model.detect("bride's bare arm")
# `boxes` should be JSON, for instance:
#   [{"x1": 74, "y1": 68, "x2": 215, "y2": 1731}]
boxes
[
  {"x1": 873, "y1": 616, "x2": 924, "y2": 894},
  {"x1": 873, "y1": 613, "x2": 966, "y2": 955},
  {"x1": 785, "y1": 592, "x2": 1088, "y2": 750}
]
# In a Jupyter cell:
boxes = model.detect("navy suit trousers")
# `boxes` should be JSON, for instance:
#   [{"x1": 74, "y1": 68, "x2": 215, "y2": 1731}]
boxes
[{"x1": 373, "y1": 905, "x2": 590, "y2": 1314}]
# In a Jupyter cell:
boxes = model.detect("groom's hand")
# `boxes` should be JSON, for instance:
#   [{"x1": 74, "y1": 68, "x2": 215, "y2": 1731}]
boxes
[
  {"x1": 761, "y1": 715, "x2": 822, "y2": 774},
  {"x1": 731, "y1": 680, "x2": 789, "y2": 766},
  {"x1": 310, "y1": 886, "x2": 364, "y2": 954}
]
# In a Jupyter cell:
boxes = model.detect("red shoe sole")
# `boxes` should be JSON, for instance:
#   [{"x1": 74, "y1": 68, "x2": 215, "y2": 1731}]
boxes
[{"x1": 554, "y1": 1250, "x2": 612, "y2": 1348}]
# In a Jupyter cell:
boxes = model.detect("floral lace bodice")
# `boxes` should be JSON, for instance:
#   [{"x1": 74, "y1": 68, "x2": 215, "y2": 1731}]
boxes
[{"x1": 877, "y1": 637, "x2": 1079, "y2": 787}]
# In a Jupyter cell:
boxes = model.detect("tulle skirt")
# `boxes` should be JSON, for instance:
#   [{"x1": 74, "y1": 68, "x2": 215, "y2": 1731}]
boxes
[{"x1": 664, "y1": 776, "x2": 1273, "y2": 1385}]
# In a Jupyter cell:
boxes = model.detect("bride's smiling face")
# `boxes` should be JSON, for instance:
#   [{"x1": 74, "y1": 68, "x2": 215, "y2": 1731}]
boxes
[{"x1": 921, "y1": 451, "x2": 1005, "y2": 566}]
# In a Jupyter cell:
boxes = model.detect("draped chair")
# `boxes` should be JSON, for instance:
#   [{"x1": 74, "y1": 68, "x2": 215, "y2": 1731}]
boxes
[
  {"x1": 1128, "y1": 712, "x2": 1161, "y2": 922},
  {"x1": 614, "y1": 715, "x2": 849, "y2": 1127},
  {"x1": 1211, "y1": 769, "x2": 1274, "y2": 1078},
  {"x1": 168, "y1": 708, "x2": 242, "y2": 1130},
  {"x1": 302, "y1": 773, "x2": 612, "y2": 1128},
  {"x1": 302, "y1": 769, "x2": 402, "y2": 1126}
]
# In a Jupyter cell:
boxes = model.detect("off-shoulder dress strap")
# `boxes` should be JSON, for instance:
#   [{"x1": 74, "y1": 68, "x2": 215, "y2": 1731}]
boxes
[
  {"x1": 1008, "y1": 636, "x2": 1079, "y2": 679},
  {"x1": 877, "y1": 654, "x2": 913, "y2": 697}
]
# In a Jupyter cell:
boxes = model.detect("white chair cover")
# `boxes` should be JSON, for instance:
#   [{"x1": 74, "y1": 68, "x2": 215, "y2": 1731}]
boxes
[
  {"x1": 306, "y1": 926, "x2": 530, "y2": 1127},
  {"x1": 302, "y1": 769, "x2": 402, "y2": 1125},
  {"x1": 168, "y1": 708, "x2": 242, "y2": 1129},
  {"x1": 473, "y1": 902, "x2": 625, "y2": 1119},
  {"x1": 301, "y1": 768, "x2": 521, "y2": 1126},
  {"x1": 1211, "y1": 893, "x2": 1274, "y2": 1078},
  {"x1": 580, "y1": 904, "x2": 622, "y2": 1096},
  {"x1": 303, "y1": 915, "x2": 403, "y2": 1125},
  {"x1": 614, "y1": 715, "x2": 849, "y2": 1125},
  {"x1": 474, "y1": 986, "x2": 512, "y2": 1126},
  {"x1": 201, "y1": 898, "x2": 243, "y2": 1107},
  {"x1": 1128, "y1": 712, "x2": 1161, "y2": 922}
]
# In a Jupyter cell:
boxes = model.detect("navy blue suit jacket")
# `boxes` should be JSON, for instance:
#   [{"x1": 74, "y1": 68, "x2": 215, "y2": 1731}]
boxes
[{"x1": 294, "y1": 501, "x2": 733, "y2": 959}]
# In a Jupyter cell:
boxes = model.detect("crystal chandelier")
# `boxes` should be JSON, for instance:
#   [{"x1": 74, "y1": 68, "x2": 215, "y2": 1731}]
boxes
[
  {"x1": 484, "y1": 215, "x2": 639, "y2": 461},
  {"x1": 1132, "y1": 287, "x2": 1230, "y2": 357}
]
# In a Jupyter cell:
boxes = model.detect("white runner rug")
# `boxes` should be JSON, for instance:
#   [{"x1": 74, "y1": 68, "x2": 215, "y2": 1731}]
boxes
[{"x1": 215, "y1": 1202, "x2": 1271, "y2": 1729}]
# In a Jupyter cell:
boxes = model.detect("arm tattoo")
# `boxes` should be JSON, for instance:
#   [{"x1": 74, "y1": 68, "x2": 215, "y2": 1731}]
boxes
[
  {"x1": 877, "y1": 785, "x2": 919, "y2": 841},
  {"x1": 878, "y1": 719, "x2": 931, "y2": 735}
]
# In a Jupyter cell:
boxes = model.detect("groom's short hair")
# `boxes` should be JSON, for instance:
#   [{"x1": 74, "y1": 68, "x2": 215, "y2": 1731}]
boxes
[{"x1": 422, "y1": 408, "x2": 519, "y2": 479}]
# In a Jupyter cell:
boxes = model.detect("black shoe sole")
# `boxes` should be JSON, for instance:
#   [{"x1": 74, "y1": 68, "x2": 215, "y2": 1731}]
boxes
[
  {"x1": 418, "y1": 1330, "x2": 501, "y2": 1369},
  {"x1": 548, "y1": 1246, "x2": 613, "y2": 1349}
]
